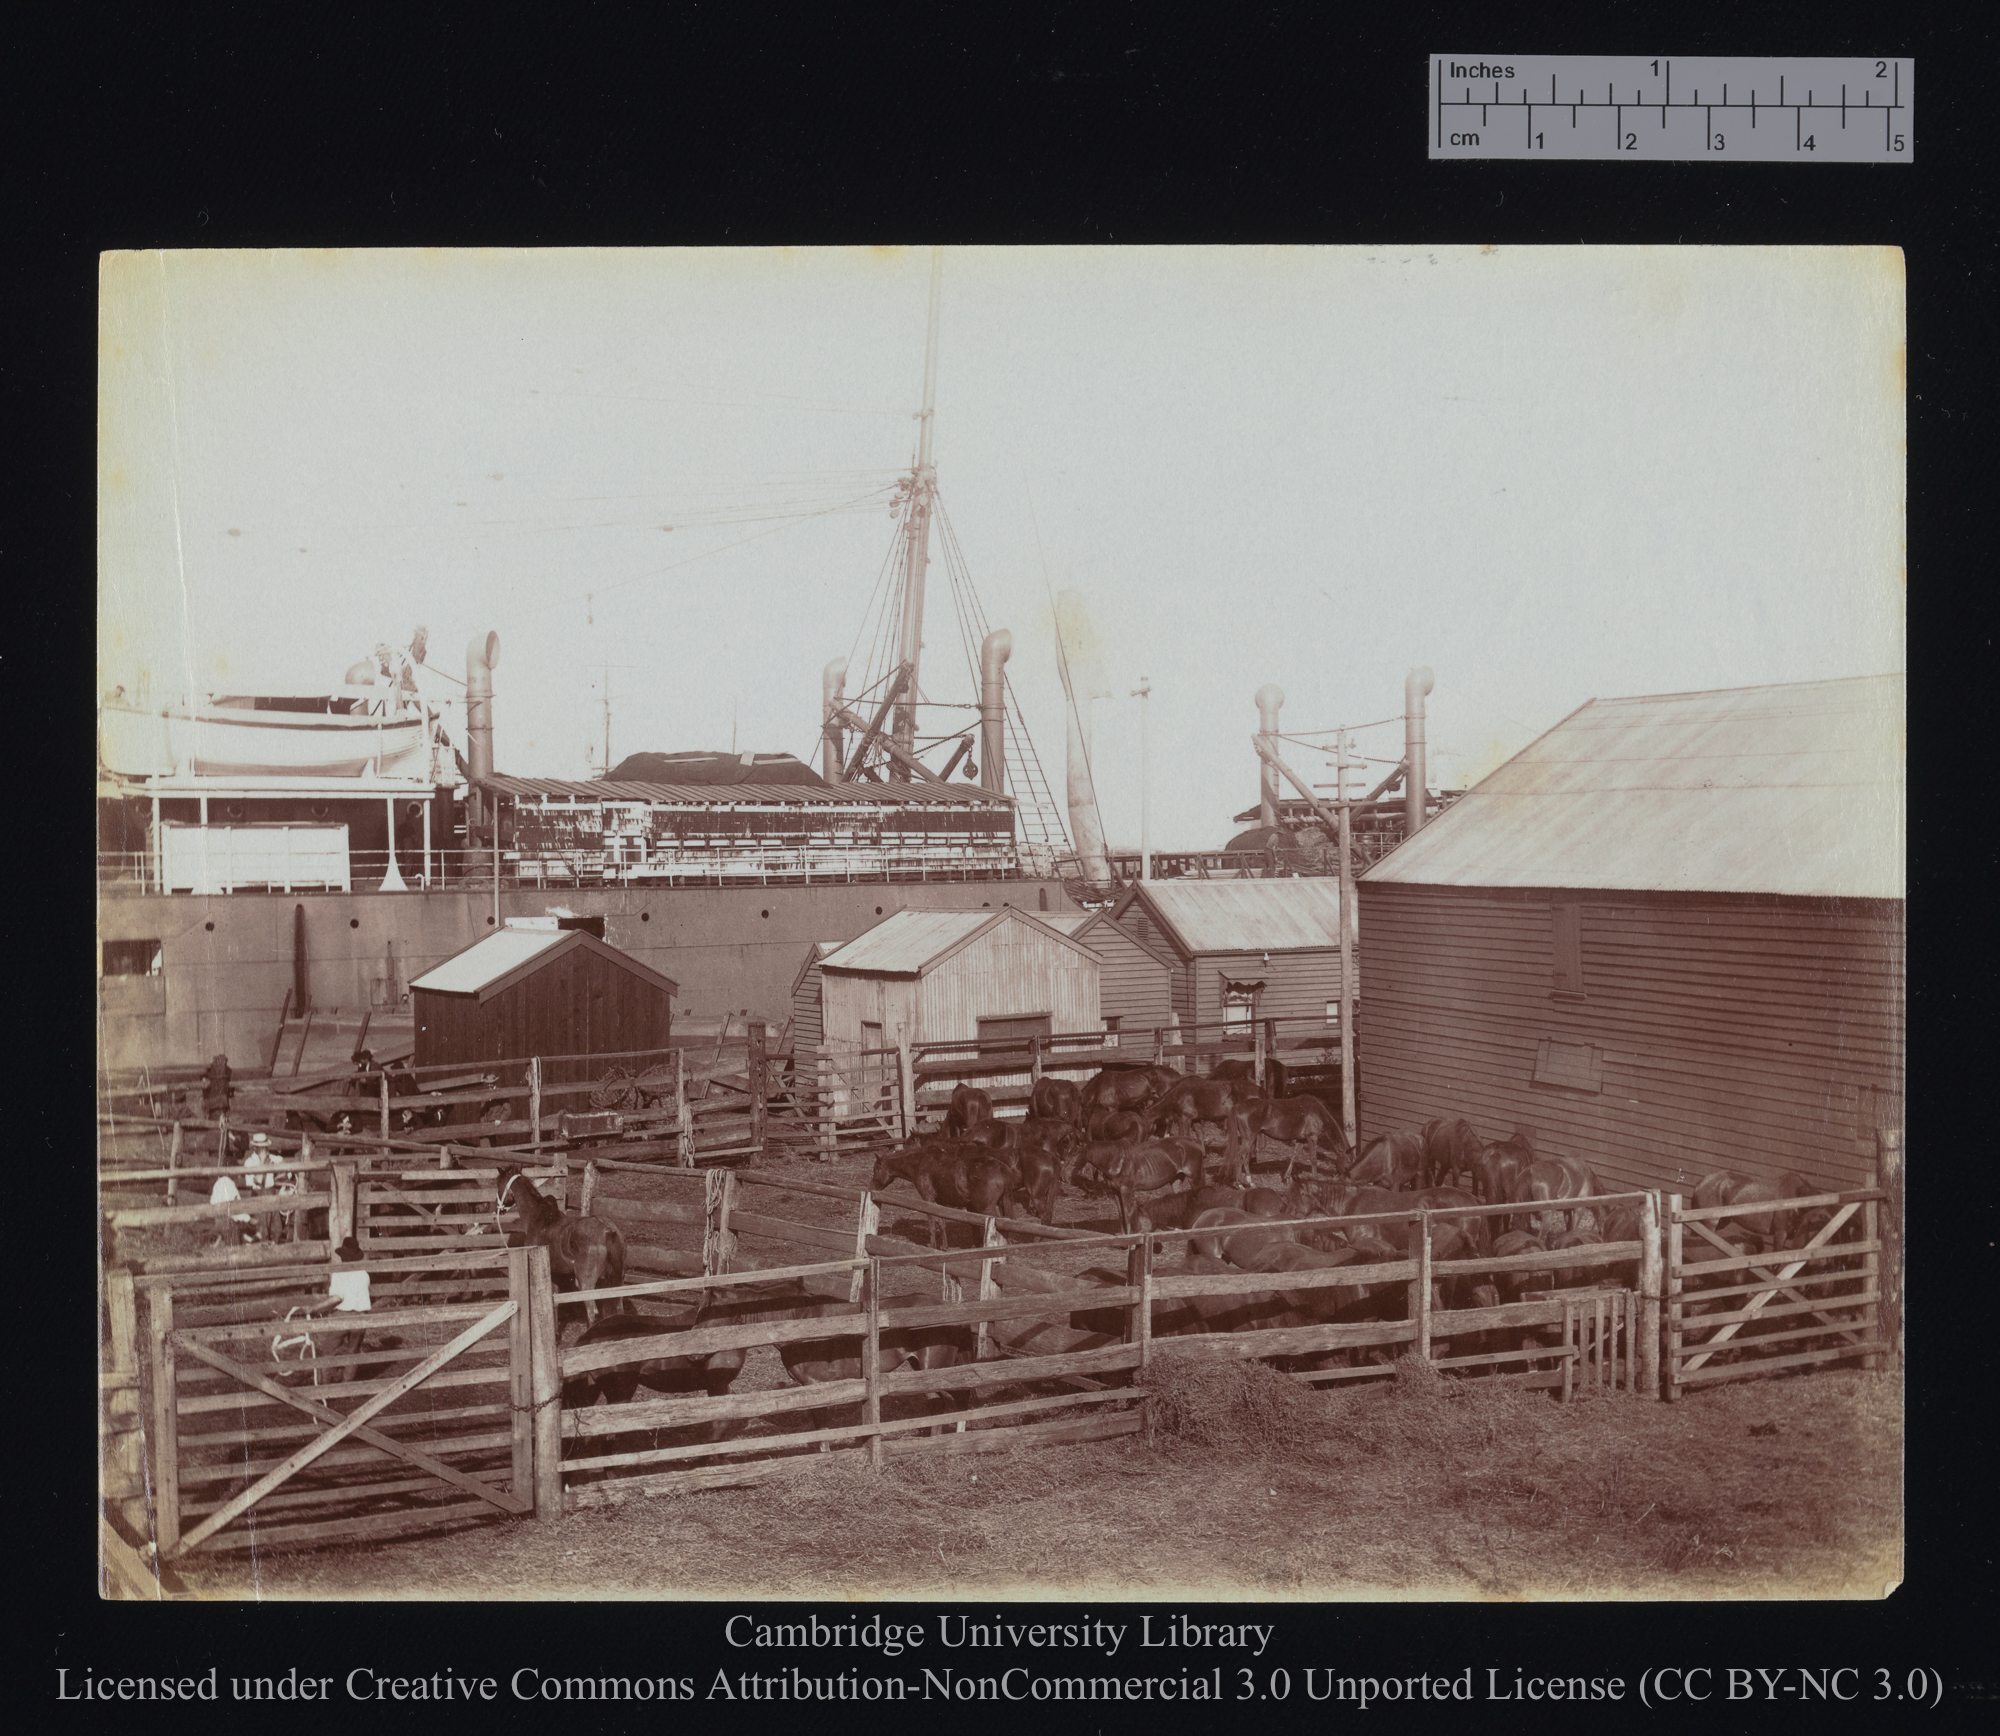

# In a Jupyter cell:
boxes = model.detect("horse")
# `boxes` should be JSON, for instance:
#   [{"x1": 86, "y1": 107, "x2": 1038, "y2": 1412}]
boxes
[
  {"x1": 1509, "y1": 1155, "x2": 1600, "y2": 1242},
  {"x1": 1473, "y1": 1128, "x2": 1538, "y2": 1203},
  {"x1": 560, "y1": 1305, "x2": 747, "y2": 1483},
  {"x1": 1028, "y1": 1077, "x2": 1085, "y2": 1129},
  {"x1": 946, "y1": 1084, "x2": 995, "y2": 1136},
  {"x1": 1238, "y1": 1094, "x2": 1350, "y2": 1180},
  {"x1": 1419, "y1": 1116, "x2": 1483, "y2": 1191},
  {"x1": 1146, "y1": 1077, "x2": 1258, "y2": 1185},
  {"x1": 1085, "y1": 1107, "x2": 1147, "y2": 1145},
  {"x1": 1348, "y1": 1130, "x2": 1425, "y2": 1190},
  {"x1": 1692, "y1": 1168, "x2": 1820, "y2": 1253},
  {"x1": 496, "y1": 1169, "x2": 627, "y2": 1328},
  {"x1": 1011, "y1": 1144, "x2": 1063, "y2": 1224},
  {"x1": 1079, "y1": 1063, "x2": 1181, "y2": 1116}
]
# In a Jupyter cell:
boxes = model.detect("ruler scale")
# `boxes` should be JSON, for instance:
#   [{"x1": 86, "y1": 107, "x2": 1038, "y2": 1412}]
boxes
[{"x1": 1430, "y1": 56, "x2": 1912, "y2": 161}]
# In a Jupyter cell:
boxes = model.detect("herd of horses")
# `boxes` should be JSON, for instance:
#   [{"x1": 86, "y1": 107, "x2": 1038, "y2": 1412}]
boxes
[{"x1": 386, "y1": 1064, "x2": 1860, "y2": 1490}]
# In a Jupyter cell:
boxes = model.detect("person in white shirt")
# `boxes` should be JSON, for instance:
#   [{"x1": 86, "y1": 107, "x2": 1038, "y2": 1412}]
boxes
[{"x1": 209, "y1": 1169, "x2": 252, "y2": 1245}]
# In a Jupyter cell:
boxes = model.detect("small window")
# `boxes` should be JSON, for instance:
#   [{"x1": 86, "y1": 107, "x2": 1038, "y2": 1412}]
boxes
[
  {"x1": 1221, "y1": 978, "x2": 1261, "y2": 1035},
  {"x1": 978, "y1": 1013, "x2": 1051, "y2": 1068},
  {"x1": 1102, "y1": 1014, "x2": 1122, "y2": 1049},
  {"x1": 1551, "y1": 899, "x2": 1584, "y2": 997},
  {"x1": 1533, "y1": 1038, "x2": 1602, "y2": 1094},
  {"x1": 101, "y1": 939, "x2": 162, "y2": 978}
]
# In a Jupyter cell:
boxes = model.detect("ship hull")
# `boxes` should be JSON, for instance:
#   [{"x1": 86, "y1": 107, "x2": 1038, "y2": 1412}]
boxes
[{"x1": 97, "y1": 877, "x2": 1077, "y2": 1076}]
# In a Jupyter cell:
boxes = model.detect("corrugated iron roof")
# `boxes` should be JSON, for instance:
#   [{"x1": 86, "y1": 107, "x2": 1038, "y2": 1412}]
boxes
[
  {"x1": 409, "y1": 927, "x2": 568, "y2": 994},
  {"x1": 1039, "y1": 913, "x2": 1093, "y2": 934},
  {"x1": 1361, "y1": 674, "x2": 1904, "y2": 898},
  {"x1": 409, "y1": 926, "x2": 680, "y2": 1001},
  {"x1": 820, "y1": 906, "x2": 1096, "y2": 976},
  {"x1": 1124, "y1": 878, "x2": 1345, "y2": 955},
  {"x1": 479, "y1": 774, "x2": 1007, "y2": 810}
]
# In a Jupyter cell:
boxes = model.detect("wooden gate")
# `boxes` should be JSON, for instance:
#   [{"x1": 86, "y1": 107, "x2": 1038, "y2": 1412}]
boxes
[
  {"x1": 1664, "y1": 1188, "x2": 1887, "y2": 1398},
  {"x1": 145, "y1": 1247, "x2": 548, "y2": 1560}
]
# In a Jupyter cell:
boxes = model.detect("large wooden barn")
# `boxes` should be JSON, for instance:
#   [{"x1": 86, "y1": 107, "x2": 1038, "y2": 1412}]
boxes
[
  {"x1": 1099, "y1": 878, "x2": 1348, "y2": 1039},
  {"x1": 410, "y1": 921, "x2": 677, "y2": 1088},
  {"x1": 1355, "y1": 674, "x2": 1904, "y2": 1197}
]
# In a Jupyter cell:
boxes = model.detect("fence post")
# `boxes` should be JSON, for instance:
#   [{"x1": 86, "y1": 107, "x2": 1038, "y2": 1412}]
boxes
[
  {"x1": 1860, "y1": 1196, "x2": 1882, "y2": 1373},
  {"x1": 748, "y1": 1020, "x2": 768, "y2": 1153},
  {"x1": 1152, "y1": 1026, "x2": 1165, "y2": 1064},
  {"x1": 975, "y1": 1217, "x2": 1001, "y2": 1363},
  {"x1": 145, "y1": 1286, "x2": 180, "y2": 1558},
  {"x1": 507, "y1": 1247, "x2": 534, "y2": 1507},
  {"x1": 329, "y1": 1162, "x2": 358, "y2": 1249},
  {"x1": 1253, "y1": 1019, "x2": 1267, "y2": 1088},
  {"x1": 1029, "y1": 1034, "x2": 1043, "y2": 1086},
  {"x1": 1167, "y1": 1012, "x2": 1185, "y2": 1074},
  {"x1": 526, "y1": 1244, "x2": 564, "y2": 1522},
  {"x1": 1636, "y1": 1191, "x2": 1663, "y2": 1399},
  {"x1": 105, "y1": 1267, "x2": 148, "y2": 1542},
  {"x1": 1137, "y1": 1230, "x2": 1156, "y2": 1448},
  {"x1": 863, "y1": 1257, "x2": 883, "y2": 1470},
  {"x1": 1663, "y1": 1194, "x2": 1684, "y2": 1404},
  {"x1": 849, "y1": 1193, "x2": 879, "y2": 1304},
  {"x1": 817, "y1": 1047, "x2": 836, "y2": 1163},
  {"x1": 896, "y1": 1027, "x2": 914, "y2": 1142},
  {"x1": 165, "y1": 1122, "x2": 183, "y2": 1205},
  {"x1": 703, "y1": 1169, "x2": 735, "y2": 1277},
  {"x1": 677, "y1": 1049, "x2": 696, "y2": 1169},
  {"x1": 1875, "y1": 1127, "x2": 1902, "y2": 1365},
  {"x1": 1413, "y1": 1211, "x2": 1432, "y2": 1364},
  {"x1": 528, "y1": 1056, "x2": 542, "y2": 1146},
  {"x1": 579, "y1": 1159, "x2": 598, "y2": 1219}
]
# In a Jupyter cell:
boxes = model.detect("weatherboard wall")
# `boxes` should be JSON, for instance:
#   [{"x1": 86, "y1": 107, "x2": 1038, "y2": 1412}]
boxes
[
  {"x1": 1354, "y1": 881, "x2": 1904, "y2": 1197},
  {"x1": 414, "y1": 941, "x2": 673, "y2": 1090},
  {"x1": 1073, "y1": 917, "x2": 1175, "y2": 1035}
]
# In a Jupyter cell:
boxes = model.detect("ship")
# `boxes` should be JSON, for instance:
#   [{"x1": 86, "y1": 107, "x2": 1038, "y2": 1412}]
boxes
[{"x1": 96, "y1": 253, "x2": 1082, "y2": 1083}]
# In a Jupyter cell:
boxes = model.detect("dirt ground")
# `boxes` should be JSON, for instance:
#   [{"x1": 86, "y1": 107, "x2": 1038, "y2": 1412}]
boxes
[{"x1": 172, "y1": 1359, "x2": 1902, "y2": 1602}]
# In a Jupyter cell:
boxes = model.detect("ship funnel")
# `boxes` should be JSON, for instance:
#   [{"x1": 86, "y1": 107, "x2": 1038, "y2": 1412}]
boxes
[
  {"x1": 978, "y1": 629, "x2": 1011, "y2": 794},
  {"x1": 466, "y1": 631, "x2": 500, "y2": 816},
  {"x1": 1255, "y1": 683, "x2": 1285, "y2": 830},
  {"x1": 1055, "y1": 592, "x2": 1110, "y2": 888},
  {"x1": 1404, "y1": 666, "x2": 1435, "y2": 837},
  {"x1": 821, "y1": 658, "x2": 848, "y2": 783}
]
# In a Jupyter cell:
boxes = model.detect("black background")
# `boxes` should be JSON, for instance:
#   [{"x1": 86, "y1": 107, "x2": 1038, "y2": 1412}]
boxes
[{"x1": 27, "y1": 1, "x2": 1991, "y2": 1726}]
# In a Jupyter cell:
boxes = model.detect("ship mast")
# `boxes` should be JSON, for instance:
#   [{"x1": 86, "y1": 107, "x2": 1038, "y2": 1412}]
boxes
[{"x1": 889, "y1": 248, "x2": 943, "y2": 780}]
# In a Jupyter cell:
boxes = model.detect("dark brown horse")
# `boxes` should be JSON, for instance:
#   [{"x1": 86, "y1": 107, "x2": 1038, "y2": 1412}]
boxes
[
  {"x1": 1080, "y1": 1063, "x2": 1181, "y2": 1116},
  {"x1": 1029, "y1": 1077, "x2": 1085, "y2": 1128},
  {"x1": 560, "y1": 1306, "x2": 747, "y2": 1481},
  {"x1": 1348, "y1": 1130, "x2": 1425, "y2": 1190},
  {"x1": 1474, "y1": 1128, "x2": 1538, "y2": 1203},
  {"x1": 1420, "y1": 1117, "x2": 1483, "y2": 1190},
  {"x1": 1073, "y1": 1139, "x2": 1195, "y2": 1232},
  {"x1": 497, "y1": 1169, "x2": 627, "y2": 1327},
  {"x1": 946, "y1": 1083, "x2": 994, "y2": 1135}
]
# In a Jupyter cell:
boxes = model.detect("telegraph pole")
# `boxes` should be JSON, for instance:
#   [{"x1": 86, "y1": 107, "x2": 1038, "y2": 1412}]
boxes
[
  {"x1": 1130, "y1": 676, "x2": 1152, "y2": 880},
  {"x1": 890, "y1": 248, "x2": 944, "y2": 780},
  {"x1": 1336, "y1": 727, "x2": 1357, "y2": 1150}
]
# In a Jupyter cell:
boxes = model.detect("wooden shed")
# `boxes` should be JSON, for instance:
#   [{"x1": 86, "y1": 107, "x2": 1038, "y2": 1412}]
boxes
[
  {"x1": 1069, "y1": 908, "x2": 1177, "y2": 1044},
  {"x1": 1355, "y1": 674, "x2": 1904, "y2": 1197},
  {"x1": 818, "y1": 906, "x2": 1101, "y2": 1061},
  {"x1": 1101, "y1": 878, "x2": 1347, "y2": 1041},
  {"x1": 410, "y1": 922, "x2": 677, "y2": 1088},
  {"x1": 786, "y1": 940, "x2": 843, "y2": 1060}
]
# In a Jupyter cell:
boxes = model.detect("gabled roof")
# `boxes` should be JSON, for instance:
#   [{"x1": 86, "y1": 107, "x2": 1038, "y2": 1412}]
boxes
[
  {"x1": 1360, "y1": 674, "x2": 1905, "y2": 899},
  {"x1": 789, "y1": 939, "x2": 844, "y2": 999},
  {"x1": 410, "y1": 927, "x2": 679, "y2": 1002},
  {"x1": 1070, "y1": 907, "x2": 1179, "y2": 972},
  {"x1": 819, "y1": 906, "x2": 1100, "y2": 977},
  {"x1": 1110, "y1": 878, "x2": 1346, "y2": 956}
]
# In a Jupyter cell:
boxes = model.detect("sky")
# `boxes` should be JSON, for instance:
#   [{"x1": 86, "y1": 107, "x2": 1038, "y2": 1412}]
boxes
[{"x1": 98, "y1": 246, "x2": 1904, "y2": 852}]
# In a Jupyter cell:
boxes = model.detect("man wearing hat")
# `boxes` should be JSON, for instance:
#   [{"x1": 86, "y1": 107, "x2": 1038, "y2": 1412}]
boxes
[{"x1": 240, "y1": 1132, "x2": 280, "y2": 1241}]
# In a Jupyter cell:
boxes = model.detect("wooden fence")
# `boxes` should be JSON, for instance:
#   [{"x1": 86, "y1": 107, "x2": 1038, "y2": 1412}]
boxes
[
  {"x1": 1664, "y1": 1188, "x2": 1887, "y2": 1398},
  {"x1": 102, "y1": 1154, "x2": 1900, "y2": 1569}
]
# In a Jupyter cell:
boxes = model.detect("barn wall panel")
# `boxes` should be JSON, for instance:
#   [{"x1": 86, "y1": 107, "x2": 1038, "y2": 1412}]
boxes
[
  {"x1": 791, "y1": 962, "x2": 825, "y2": 1056},
  {"x1": 1085, "y1": 926, "x2": 1175, "y2": 1032},
  {"x1": 1356, "y1": 882, "x2": 1903, "y2": 1197}
]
